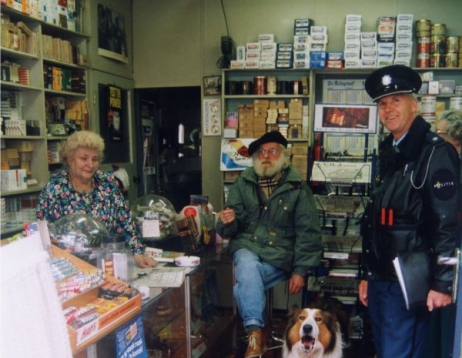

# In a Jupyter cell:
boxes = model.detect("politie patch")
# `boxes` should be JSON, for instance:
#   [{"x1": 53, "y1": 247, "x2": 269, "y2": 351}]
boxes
[{"x1": 431, "y1": 169, "x2": 457, "y2": 201}]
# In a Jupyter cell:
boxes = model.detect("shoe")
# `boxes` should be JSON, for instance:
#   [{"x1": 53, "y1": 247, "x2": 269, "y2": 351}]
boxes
[{"x1": 244, "y1": 329, "x2": 267, "y2": 358}]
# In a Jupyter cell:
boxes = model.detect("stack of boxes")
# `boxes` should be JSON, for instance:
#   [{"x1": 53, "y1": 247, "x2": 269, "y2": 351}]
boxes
[
  {"x1": 394, "y1": 14, "x2": 414, "y2": 67},
  {"x1": 237, "y1": 105, "x2": 254, "y2": 138},
  {"x1": 234, "y1": 34, "x2": 278, "y2": 69},
  {"x1": 231, "y1": 18, "x2": 329, "y2": 70},
  {"x1": 276, "y1": 43, "x2": 293, "y2": 69},
  {"x1": 227, "y1": 98, "x2": 309, "y2": 140},
  {"x1": 253, "y1": 100, "x2": 269, "y2": 138},
  {"x1": 344, "y1": 15, "x2": 362, "y2": 69},
  {"x1": 291, "y1": 143, "x2": 309, "y2": 180},
  {"x1": 343, "y1": 13, "x2": 414, "y2": 69}
]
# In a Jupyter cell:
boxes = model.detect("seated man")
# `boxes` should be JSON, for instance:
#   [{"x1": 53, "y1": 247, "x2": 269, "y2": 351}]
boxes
[{"x1": 217, "y1": 131, "x2": 322, "y2": 357}]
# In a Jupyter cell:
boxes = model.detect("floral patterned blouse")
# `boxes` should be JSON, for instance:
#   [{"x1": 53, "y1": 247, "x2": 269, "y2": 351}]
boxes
[{"x1": 36, "y1": 169, "x2": 145, "y2": 254}]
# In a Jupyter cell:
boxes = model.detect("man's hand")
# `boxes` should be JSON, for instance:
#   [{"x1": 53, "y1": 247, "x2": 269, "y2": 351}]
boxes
[
  {"x1": 219, "y1": 207, "x2": 235, "y2": 225},
  {"x1": 359, "y1": 280, "x2": 368, "y2": 306},
  {"x1": 289, "y1": 274, "x2": 305, "y2": 295},
  {"x1": 427, "y1": 290, "x2": 452, "y2": 311}
]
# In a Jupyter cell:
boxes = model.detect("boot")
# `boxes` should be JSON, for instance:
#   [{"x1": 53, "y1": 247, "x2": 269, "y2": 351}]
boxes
[{"x1": 244, "y1": 329, "x2": 266, "y2": 358}]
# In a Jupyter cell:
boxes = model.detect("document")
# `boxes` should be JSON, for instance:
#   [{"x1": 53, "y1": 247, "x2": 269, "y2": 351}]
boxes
[
  {"x1": 135, "y1": 267, "x2": 186, "y2": 288},
  {"x1": 393, "y1": 251, "x2": 431, "y2": 310}
]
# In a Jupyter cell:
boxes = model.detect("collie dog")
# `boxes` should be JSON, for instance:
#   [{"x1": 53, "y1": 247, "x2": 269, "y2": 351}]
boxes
[{"x1": 282, "y1": 298, "x2": 348, "y2": 358}]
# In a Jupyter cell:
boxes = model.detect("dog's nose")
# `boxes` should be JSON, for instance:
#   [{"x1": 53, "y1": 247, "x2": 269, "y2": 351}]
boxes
[{"x1": 302, "y1": 324, "x2": 313, "y2": 334}]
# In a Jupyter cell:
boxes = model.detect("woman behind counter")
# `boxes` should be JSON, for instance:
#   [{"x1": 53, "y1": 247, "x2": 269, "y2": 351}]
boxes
[{"x1": 36, "y1": 130, "x2": 156, "y2": 268}]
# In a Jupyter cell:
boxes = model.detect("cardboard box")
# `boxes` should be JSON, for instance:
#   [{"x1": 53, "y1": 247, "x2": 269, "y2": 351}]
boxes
[
  {"x1": 1, "y1": 169, "x2": 27, "y2": 190},
  {"x1": 52, "y1": 245, "x2": 142, "y2": 355}
]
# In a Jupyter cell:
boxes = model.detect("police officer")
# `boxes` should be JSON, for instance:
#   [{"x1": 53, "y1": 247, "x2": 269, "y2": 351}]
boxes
[{"x1": 358, "y1": 65, "x2": 460, "y2": 358}]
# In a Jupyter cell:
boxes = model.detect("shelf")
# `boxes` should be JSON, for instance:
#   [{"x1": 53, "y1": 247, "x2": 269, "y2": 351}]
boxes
[
  {"x1": 44, "y1": 88, "x2": 87, "y2": 97},
  {"x1": 224, "y1": 94, "x2": 308, "y2": 99},
  {"x1": 1, "y1": 135, "x2": 45, "y2": 140},
  {"x1": 1, "y1": 186, "x2": 43, "y2": 197},
  {"x1": 1, "y1": 47, "x2": 40, "y2": 60},
  {"x1": 0, "y1": 81, "x2": 42, "y2": 91},
  {"x1": 43, "y1": 57, "x2": 87, "y2": 69}
]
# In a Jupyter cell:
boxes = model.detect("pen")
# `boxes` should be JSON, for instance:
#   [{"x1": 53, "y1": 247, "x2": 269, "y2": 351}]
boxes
[{"x1": 388, "y1": 209, "x2": 394, "y2": 226}]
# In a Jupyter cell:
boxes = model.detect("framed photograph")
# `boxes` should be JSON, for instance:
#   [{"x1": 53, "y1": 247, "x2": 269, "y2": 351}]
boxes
[
  {"x1": 203, "y1": 75, "x2": 222, "y2": 96},
  {"x1": 314, "y1": 104, "x2": 378, "y2": 133},
  {"x1": 97, "y1": 4, "x2": 128, "y2": 63},
  {"x1": 202, "y1": 98, "x2": 222, "y2": 136}
]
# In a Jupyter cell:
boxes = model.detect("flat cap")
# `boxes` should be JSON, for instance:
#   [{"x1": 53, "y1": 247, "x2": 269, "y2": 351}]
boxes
[
  {"x1": 248, "y1": 131, "x2": 288, "y2": 156},
  {"x1": 365, "y1": 65, "x2": 422, "y2": 102}
]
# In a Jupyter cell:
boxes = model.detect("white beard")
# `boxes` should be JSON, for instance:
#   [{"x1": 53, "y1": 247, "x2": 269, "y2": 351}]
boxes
[{"x1": 253, "y1": 153, "x2": 288, "y2": 177}]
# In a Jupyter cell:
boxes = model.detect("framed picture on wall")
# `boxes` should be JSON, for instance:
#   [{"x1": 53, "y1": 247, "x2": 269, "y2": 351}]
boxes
[
  {"x1": 202, "y1": 98, "x2": 222, "y2": 136},
  {"x1": 97, "y1": 4, "x2": 129, "y2": 63},
  {"x1": 203, "y1": 75, "x2": 222, "y2": 96}
]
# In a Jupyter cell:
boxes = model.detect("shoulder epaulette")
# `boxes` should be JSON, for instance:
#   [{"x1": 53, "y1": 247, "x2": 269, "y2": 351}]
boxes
[{"x1": 425, "y1": 131, "x2": 444, "y2": 146}]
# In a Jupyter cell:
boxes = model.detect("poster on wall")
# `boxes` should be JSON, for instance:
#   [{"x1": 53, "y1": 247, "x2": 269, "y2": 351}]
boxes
[
  {"x1": 220, "y1": 138, "x2": 255, "y2": 171},
  {"x1": 202, "y1": 98, "x2": 221, "y2": 136},
  {"x1": 314, "y1": 104, "x2": 378, "y2": 133},
  {"x1": 97, "y1": 4, "x2": 128, "y2": 63},
  {"x1": 99, "y1": 84, "x2": 129, "y2": 163}
]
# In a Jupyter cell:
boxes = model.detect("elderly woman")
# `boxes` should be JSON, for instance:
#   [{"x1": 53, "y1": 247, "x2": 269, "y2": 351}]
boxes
[
  {"x1": 436, "y1": 109, "x2": 462, "y2": 158},
  {"x1": 425, "y1": 110, "x2": 462, "y2": 358},
  {"x1": 36, "y1": 130, "x2": 156, "y2": 268}
]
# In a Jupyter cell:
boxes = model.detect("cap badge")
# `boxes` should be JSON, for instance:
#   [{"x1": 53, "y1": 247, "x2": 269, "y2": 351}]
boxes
[{"x1": 382, "y1": 75, "x2": 392, "y2": 86}]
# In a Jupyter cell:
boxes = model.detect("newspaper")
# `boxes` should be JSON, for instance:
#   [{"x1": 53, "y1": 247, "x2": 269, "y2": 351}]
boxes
[{"x1": 135, "y1": 267, "x2": 186, "y2": 288}]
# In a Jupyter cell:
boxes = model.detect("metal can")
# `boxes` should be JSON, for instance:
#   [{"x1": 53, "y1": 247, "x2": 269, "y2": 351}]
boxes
[
  {"x1": 431, "y1": 23, "x2": 446, "y2": 36},
  {"x1": 420, "y1": 95, "x2": 436, "y2": 113},
  {"x1": 266, "y1": 76, "x2": 277, "y2": 95},
  {"x1": 450, "y1": 97, "x2": 462, "y2": 109},
  {"x1": 417, "y1": 37, "x2": 431, "y2": 54},
  {"x1": 254, "y1": 76, "x2": 266, "y2": 95},
  {"x1": 446, "y1": 36, "x2": 459, "y2": 53},
  {"x1": 430, "y1": 35, "x2": 446, "y2": 54},
  {"x1": 430, "y1": 54, "x2": 445, "y2": 68},
  {"x1": 240, "y1": 81, "x2": 252, "y2": 95},
  {"x1": 445, "y1": 53, "x2": 458, "y2": 68},
  {"x1": 416, "y1": 19, "x2": 431, "y2": 38},
  {"x1": 417, "y1": 53, "x2": 430, "y2": 68}
]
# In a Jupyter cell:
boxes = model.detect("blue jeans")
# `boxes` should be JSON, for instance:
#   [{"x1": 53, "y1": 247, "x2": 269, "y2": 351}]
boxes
[
  {"x1": 367, "y1": 280, "x2": 430, "y2": 358},
  {"x1": 233, "y1": 248, "x2": 289, "y2": 331}
]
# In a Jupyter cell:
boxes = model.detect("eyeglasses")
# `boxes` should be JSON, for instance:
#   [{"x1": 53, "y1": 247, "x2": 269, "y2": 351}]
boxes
[{"x1": 257, "y1": 148, "x2": 280, "y2": 156}]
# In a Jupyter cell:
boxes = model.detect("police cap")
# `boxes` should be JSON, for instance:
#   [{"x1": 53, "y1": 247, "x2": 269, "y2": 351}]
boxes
[{"x1": 365, "y1": 65, "x2": 422, "y2": 102}]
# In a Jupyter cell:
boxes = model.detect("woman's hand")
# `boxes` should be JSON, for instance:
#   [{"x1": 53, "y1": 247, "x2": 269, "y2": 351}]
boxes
[{"x1": 134, "y1": 253, "x2": 157, "y2": 268}]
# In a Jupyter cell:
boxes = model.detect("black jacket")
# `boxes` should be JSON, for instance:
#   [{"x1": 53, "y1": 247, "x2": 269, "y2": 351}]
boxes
[{"x1": 361, "y1": 116, "x2": 460, "y2": 294}]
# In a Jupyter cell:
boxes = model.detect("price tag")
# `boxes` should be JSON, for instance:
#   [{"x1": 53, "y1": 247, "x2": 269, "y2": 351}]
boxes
[{"x1": 142, "y1": 219, "x2": 160, "y2": 238}]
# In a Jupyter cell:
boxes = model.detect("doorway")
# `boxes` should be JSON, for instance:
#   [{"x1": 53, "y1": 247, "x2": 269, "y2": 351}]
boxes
[{"x1": 134, "y1": 87, "x2": 201, "y2": 212}]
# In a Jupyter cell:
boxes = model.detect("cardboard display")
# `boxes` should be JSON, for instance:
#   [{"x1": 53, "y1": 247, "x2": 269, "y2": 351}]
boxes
[{"x1": 52, "y1": 245, "x2": 141, "y2": 355}]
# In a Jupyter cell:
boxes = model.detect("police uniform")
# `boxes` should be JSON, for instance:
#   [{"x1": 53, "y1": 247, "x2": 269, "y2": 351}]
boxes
[{"x1": 361, "y1": 65, "x2": 460, "y2": 358}]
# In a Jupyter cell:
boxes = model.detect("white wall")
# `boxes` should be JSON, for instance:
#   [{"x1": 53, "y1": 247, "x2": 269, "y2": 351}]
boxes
[{"x1": 132, "y1": 0, "x2": 462, "y2": 211}]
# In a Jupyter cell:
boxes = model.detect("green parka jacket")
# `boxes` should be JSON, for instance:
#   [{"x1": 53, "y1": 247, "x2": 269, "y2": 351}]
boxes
[{"x1": 217, "y1": 166, "x2": 322, "y2": 276}]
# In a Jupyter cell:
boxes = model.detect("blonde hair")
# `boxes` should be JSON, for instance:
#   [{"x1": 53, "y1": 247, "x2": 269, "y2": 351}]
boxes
[{"x1": 59, "y1": 130, "x2": 105, "y2": 165}]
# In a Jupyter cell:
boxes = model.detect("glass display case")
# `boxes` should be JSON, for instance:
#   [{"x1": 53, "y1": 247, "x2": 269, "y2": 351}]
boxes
[{"x1": 95, "y1": 245, "x2": 234, "y2": 358}]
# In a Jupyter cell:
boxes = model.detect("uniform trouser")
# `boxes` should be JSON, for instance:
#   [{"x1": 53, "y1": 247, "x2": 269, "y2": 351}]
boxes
[
  {"x1": 232, "y1": 248, "x2": 288, "y2": 332},
  {"x1": 367, "y1": 280, "x2": 430, "y2": 358}
]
